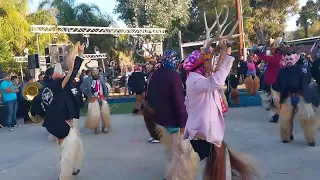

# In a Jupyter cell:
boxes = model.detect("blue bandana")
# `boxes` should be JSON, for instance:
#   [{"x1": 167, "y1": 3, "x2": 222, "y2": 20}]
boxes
[{"x1": 161, "y1": 50, "x2": 179, "y2": 69}]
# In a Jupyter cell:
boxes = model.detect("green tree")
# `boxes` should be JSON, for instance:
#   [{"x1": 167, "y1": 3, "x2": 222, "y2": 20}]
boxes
[
  {"x1": 0, "y1": 0, "x2": 31, "y2": 55},
  {"x1": 293, "y1": 20, "x2": 320, "y2": 39},
  {"x1": 296, "y1": 0, "x2": 318, "y2": 38},
  {"x1": 0, "y1": 0, "x2": 31, "y2": 72},
  {"x1": 114, "y1": 0, "x2": 192, "y2": 35},
  {"x1": 244, "y1": 0, "x2": 299, "y2": 44}
]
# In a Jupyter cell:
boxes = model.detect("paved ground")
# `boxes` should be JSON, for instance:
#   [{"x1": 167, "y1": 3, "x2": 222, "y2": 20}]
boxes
[{"x1": 1, "y1": 107, "x2": 320, "y2": 180}]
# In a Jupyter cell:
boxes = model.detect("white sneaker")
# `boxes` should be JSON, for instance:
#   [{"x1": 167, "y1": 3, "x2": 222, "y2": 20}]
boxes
[
  {"x1": 8, "y1": 127, "x2": 13, "y2": 131},
  {"x1": 150, "y1": 139, "x2": 160, "y2": 143},
  {"x1": 14, "y1": 124, "x2": 22, "y2": 128},
  {"x1": 148, "y1": 137, "x2": 154, "y2": 142}
]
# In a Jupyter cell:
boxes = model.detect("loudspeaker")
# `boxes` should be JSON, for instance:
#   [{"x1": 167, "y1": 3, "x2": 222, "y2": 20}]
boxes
[
  {"x1": 47, "y1": 44, "x2": 70, "y2": 66},
  {"x1": 28, "y1": 54, "x2": 39, "y2": 69}
]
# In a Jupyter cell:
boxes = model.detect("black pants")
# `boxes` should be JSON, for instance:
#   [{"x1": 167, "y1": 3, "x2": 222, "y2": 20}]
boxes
[
  {"x1": 17, "y1": 101, "x2": 31, "y2": 120},
  {"x1": 190, "y1": 139, "x2": 212, "y2": 161}
]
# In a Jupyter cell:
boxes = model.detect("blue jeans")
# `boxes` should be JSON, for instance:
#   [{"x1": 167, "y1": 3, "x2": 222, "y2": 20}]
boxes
[{"x1": 5, "y1": 100, "x2": 18, "y2": 127}]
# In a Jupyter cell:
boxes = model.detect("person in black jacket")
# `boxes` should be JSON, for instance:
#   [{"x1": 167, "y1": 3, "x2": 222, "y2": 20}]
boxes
[
  {"x1": 41, "y1": 42, "x2": 84, "y2": 179},
  {"x1": 277, "y1": 49, "x2": 317, "y2": 146},
  {"x1": 128, "y1": 65, "x2": 146, "y2": 114}
]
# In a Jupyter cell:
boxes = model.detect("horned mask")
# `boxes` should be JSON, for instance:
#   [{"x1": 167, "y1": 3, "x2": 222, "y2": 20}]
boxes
[
  {"x1": 283, "y1": 45, "x2": 306, "y2": 67},
  {"x1": 183, "y1": 6, "x2": 240, "y2": 76},
  {"x1": 284, "y1": 53, "x2": 300, "y2": 67},
  {"x1": 85, "y1": 61, "x2": 99, "y2": 80}
]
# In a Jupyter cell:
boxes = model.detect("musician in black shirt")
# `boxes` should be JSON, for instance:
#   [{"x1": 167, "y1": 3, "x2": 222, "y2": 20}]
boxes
[
  {"x1": 277, "y1": 49, "x2": 317, "y2": 146},
  {"x1": 41, "y1": 42, "x2": 85, "y2": 179}
]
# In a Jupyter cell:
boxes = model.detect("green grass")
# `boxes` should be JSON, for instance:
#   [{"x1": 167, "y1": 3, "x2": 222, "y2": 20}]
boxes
[{"x1": 80, "y1": 102, "x2": 135, "y2": 116}]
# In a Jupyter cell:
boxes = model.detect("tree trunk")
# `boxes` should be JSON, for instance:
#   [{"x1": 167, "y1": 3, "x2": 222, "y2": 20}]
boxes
[{"x1": 304, "y1": 27, "x2": 308, "y2": 38}]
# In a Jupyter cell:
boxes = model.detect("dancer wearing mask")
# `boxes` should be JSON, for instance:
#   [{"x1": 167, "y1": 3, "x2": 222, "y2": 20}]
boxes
[
  {"x1": 41, "y1": 42, "x2": 84, "y2": 180},
  {"x1": 310, "y1": 41, "x2": 320, "y2": 123},
  {"x1": 146, "y1": 50, "x2": 191, "y2": 180},
  {"x1": 244, "y1": 52, "x2": 260, "y2": 96},
  {"x1": 255, "y1": 41, "x2": 283, "y2": 123},
  {"x1": 180, "y1": 8, "x2": 256, "y2": 180},
  {"x1": 80, "y1": 63, "x2": 111, "y2": 134},
  {"x1": 277, "y1": 46, "x2": 317, "y2": 146},
  {"x1": 128, "y1": 65, "x2": 146, "y2": 114},
  {"x1": 143, "y1": 60, "x2": 160, "y2": 143}
]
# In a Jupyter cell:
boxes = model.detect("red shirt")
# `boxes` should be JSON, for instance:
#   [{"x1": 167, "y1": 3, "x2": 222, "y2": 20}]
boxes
[{"x1": 257, "y1": 52, "x2": 283, "y2": 85}]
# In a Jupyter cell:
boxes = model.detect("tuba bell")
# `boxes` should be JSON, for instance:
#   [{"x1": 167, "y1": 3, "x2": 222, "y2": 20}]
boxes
[{"x1": 22, "y1": 82, "x2": 44, "y2": 123}]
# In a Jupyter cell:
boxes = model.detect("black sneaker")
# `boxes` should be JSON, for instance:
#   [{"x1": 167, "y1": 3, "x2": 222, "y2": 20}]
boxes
[
  {"x1": 73, "y1": 169, "x2": 80, "y2": 175},
  {"x1": 270, "y1": 114, "x2": 279, "y2": 123},
  {"x1": 132, "y1": 109, "x2": 139, "y2": 114}
]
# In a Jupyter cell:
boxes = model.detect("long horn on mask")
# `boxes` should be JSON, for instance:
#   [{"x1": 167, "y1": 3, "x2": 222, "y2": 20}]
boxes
[
  {"x1": 202, "y1": 6, "x2": 240, "y2": 74},
  {"x1": 85, "y1": 60, "x2": 92, "y2": 70}
]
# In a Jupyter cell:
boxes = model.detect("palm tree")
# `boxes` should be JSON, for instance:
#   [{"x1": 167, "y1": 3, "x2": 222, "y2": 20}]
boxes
[{"x1": 296, "y1": 0, "x2": 318, "y2": 38}]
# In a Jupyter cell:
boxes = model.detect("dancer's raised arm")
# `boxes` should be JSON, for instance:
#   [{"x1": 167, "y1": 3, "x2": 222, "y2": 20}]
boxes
[{"x1": 62, "y1": 42, "x2": 83, "y2": 89}]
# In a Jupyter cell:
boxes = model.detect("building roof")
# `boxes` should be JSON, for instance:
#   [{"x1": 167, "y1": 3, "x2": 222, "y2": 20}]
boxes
[{"x1": 285, "y1": 36, "x2": 320, "y2": 45}]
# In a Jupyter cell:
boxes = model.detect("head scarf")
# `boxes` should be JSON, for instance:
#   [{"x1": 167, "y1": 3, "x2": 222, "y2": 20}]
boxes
[
  {"x1": 134, "y1": 65, "x2": 141, "y2": 71},
  {"x1": 183, "y1": 50, "x2": 206, "y2": 76},
  {"x1": 160, "y1": 50, "x2": 179, "y2": 69}
]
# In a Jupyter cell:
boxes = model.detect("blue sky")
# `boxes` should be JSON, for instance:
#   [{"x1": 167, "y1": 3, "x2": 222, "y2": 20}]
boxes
[{"x1": 29, "y1": 0, "x2": 308, "y2": 31}]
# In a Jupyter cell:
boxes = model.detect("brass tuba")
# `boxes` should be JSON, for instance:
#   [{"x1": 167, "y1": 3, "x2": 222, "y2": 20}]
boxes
[{"x1": 22, "y1": 82, "x2": 44, "y2": 123}]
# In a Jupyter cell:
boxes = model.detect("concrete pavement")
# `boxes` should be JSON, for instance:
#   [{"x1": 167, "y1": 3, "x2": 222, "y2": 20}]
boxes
[{"x1": 1, "y1": 107, "x2": 320, "y2": 180}]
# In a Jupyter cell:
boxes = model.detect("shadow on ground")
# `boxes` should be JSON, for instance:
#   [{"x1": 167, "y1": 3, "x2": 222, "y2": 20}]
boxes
[{"x1": 1, "y1": 106, "x2": 320, "y2": 180}]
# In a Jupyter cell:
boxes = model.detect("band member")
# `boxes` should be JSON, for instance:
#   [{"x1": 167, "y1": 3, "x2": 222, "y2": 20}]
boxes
[
  {"x1": 17, "y1": 75, "x2": 32, "y2": 122},
  {"x1": 244, "y1": 52, "x2": 260, "y2": 96},
  {"x1": 146, "y1": 50, "x2": 190, "y2": 180},
  {"x1": 41, "y1": 42, "x2": 84, "y2": 179},
  {"x1": 255, "y1": 42, "x2": 283, "y2": 123},
  {"x1": 183, "y1": 39, "x2": 256, "y2": 180},
  {"x1": 128, "y1": 65, "x2": 146, "y2": 114},
  {"x1": 277, "y1": 47, "x2": 317, "y2": 146},
  {"x1": 80, "y1": 64, "x2": 111, "y2": 134}
]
